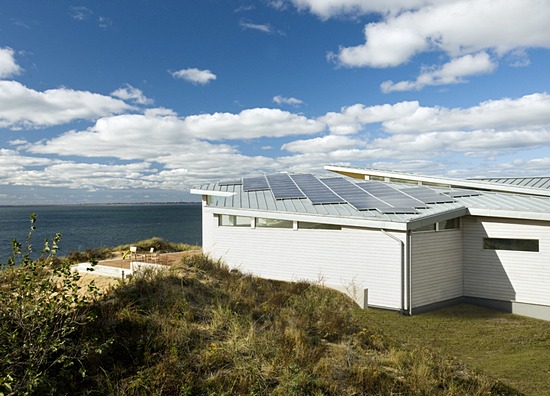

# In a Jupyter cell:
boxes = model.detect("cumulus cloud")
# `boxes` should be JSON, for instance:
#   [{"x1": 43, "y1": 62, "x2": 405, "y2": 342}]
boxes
[
  {"x1": 282, "y1": 135, "x2": 365, "y2": 153},
  {"x1": 27, "y1": 107, "x2": 325, "y2": 162},
  {"x1": 170, "y1": 68, "x2": 217, "y2": 85},
  {"x1": 273, "y1": 95, "x2": 304, "y2": 106},
  {"x1": 111, "y1": 84, "x2": 153, "y2": 105},
  {"x1": 0, "y1": 47, "x2": 22, "y2": 78},
  {"x1": 381, "y1": 52, "x2": 497, "y2": 92},
  {"x1": 334, "y1": 0, "x2": 550, "y2": 68},
  {"x1": 320, "y1": 93, "x2": 550, "y2": 135},
  {"x1": 0, "y1": 80, "x2": 134, "y2": 129},
  {"x1": 289, "y1": 0, "x2": 438, "y2": 19}
]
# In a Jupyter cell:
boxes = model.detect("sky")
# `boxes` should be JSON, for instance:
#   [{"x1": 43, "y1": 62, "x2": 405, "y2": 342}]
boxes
[{"x1": 1, "y1": 0, "x2": 550, "y2": 204}]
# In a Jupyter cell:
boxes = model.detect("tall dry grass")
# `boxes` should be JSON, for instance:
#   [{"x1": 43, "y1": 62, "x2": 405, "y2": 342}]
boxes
[{"x1": 76, "y1": 254, "x2": 518, "y2": 395}]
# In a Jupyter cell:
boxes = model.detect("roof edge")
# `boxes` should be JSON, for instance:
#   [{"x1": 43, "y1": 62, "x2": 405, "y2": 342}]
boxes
[{"x1": 324, "y1": 165, "x2": 550, "y2": 198}]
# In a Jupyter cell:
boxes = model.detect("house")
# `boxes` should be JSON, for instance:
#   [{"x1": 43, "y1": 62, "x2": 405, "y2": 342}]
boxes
[{"x1": 191, "y1": 165, "x2": 550, "y2": 321}]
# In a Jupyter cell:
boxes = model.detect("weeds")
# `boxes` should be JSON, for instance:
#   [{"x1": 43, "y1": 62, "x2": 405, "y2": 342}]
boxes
[{"x1": 82, "y1": 253, "x2": 517, "y2": 395}]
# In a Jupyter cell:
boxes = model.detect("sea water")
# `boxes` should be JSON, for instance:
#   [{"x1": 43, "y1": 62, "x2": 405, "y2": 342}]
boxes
[{"x1": 0, "y1": 204, "x2": 202, "y2": 263}]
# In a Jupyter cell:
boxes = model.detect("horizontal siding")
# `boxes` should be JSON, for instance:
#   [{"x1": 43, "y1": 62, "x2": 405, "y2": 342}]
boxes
[
  {"x1": 203, "y1": 209, "x2": 404, "y2": 309},
  {"x1": 411, "y1": 230, "x2": 463, "y2": 308},
  {"x1": 463, "y1": 216, "x2": 550, "y2": 306}
]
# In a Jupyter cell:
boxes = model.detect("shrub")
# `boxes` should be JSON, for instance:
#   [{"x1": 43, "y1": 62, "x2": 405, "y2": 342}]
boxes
[{"x1": 0, "y1": 214, "x2": 101, "y2": 395}]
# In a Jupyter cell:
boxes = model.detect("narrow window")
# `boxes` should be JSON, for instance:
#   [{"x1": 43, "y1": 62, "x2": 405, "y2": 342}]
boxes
[
  {"x1": 298, "y1": 221, "x2": 341, "y2": 230},
  {"x1": 256, "y1": 218, "x2": 293, "y2": 229},
  {"x1": 219, "y1": 215, "x2": 252, "y2": 227},
  {"x1": 438, "y1": 218, "x2": 460, "y2": 230},
  {"x1": 483, "y1": 238, "x2": 539, "y2": 252}
]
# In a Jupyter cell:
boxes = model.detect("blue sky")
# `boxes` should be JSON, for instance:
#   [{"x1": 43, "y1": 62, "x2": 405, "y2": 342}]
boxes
[{"x1": 1, "y1": 0, "x2": 550, "y2": 204}]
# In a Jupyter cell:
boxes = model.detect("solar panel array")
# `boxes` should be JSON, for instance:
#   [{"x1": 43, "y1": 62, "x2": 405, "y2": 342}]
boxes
[
  {"x1": 356, "y1": 182, "x2": 427, "y2": 210},
  {"x1": 266, "y1": 173, "x2": 306, "y2": 200},
  {"x1": 320, "y1": 178, "x2": 391, "y2": 211},
  {"x1": 400, "y1": 186, "x2": 455, "y2": 204},
  {"x1": 242, "y1": 176, "x2": 269, "y2": 192},
  {"x1": 218, "y1": 180, "x2": 242, "y2": 186},
  {"x1": 290, "y1": 174, "x2": 346, "y2": 204},
  {"x1": 443, "y1": 189, "x2": 483, "y2": 198},
  {"x1": 237, "y1": 173, "x2": 479, "y2": 214}
]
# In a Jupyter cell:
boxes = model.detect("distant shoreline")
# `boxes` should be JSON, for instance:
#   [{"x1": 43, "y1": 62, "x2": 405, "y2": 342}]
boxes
[{"x1": 0, "y1": 202, "x2": 201, "y2": 208}]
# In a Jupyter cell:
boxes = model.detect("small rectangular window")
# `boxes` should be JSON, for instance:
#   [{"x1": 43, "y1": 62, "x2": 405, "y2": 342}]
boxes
[
  {"x1": 483, "y1": 238, "x2": 539, "y2": 252},
  {"x1": 298, "y1": 222, "x2": 341, "y2": 230},
  {"x1": 219, "y1": 215, "x2": 252, "y2": 227},
  {"x1": 256, "y1": 218, "x2": 293, "y2": 229},
  {"x1": 439, "y1": 218, "x2": 460, "y2": 230}
]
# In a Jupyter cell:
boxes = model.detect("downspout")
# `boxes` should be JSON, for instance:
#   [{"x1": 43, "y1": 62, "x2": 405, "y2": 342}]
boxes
[
  {"x1": 381, "y1": 230, "x2": 406, "y2": 315},
  {"x1": 407, "y1": 230, "x2": 413, "y2": 316}
]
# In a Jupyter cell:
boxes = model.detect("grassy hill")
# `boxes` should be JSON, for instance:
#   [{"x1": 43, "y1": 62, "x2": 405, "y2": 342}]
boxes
[
  {"x1": 82, "y1": 254, "x2": 520, "y2": 395},
  {"x1": 2, "y1": 247, "x2": 523, "y2": 395}
]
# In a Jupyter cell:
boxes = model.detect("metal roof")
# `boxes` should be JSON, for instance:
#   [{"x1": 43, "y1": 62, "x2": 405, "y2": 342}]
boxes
[
  {"x1": 191, "y1": 172, "x2": 550, "y2": 229},
  {"x1": 469, "y1": 176, "x2": 550, "y2": 190}
]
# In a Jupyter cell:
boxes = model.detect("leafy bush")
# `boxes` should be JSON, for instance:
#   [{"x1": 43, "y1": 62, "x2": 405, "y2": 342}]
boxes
[{"x1": 0, "y1": 214, "x2": 101, "y2": 395}]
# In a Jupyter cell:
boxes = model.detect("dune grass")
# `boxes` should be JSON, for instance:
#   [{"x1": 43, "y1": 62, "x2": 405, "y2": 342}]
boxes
[
  {"x1": 359, "y1": 304, "x2": 550, "y2": 395},
  {"x1": 75, "y1": 254, "x2": 518, "y2": 395}
]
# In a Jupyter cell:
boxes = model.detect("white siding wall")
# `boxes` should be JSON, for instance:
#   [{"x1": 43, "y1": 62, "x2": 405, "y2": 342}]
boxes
[
  {"x1": 463, "y1": 216, "x2": 550, "y2": 306},
  {"x1": 411, "y1": 230, "x2": 463, "y2": 308},
  {"x1": 202, "y1": 209, "x2": 404, "y2": 309}
]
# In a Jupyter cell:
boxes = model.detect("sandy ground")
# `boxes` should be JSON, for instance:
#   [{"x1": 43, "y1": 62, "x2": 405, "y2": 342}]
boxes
[{"x1": 76, "y1": 250, "x2": 201, "y2": 293}]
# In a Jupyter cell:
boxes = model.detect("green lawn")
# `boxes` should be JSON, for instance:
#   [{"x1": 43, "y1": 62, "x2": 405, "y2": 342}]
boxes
[{"x1": 359, "y1": 304, "x2": 550, "y2": 395}]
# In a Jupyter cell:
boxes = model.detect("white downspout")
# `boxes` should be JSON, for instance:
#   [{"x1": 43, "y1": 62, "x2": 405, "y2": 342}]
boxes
[{"x1": 381, "y1": 229, "x2": 406, "y2": 314}]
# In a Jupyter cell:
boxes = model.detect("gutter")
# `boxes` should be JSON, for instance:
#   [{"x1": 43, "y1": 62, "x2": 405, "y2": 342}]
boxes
[{"x1": 381, "y1": 230, "x2": 407, "y2": 314}]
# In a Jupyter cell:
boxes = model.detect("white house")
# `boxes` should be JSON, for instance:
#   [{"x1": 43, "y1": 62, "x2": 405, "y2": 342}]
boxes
[{"x1": 191, "y1": 165, "x2": 550, "y2": 321}]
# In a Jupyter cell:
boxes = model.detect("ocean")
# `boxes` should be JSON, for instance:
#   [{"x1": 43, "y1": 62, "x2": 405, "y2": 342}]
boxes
[{"x1": 0, "y1": 204, "x2": 202, "y2": 263}]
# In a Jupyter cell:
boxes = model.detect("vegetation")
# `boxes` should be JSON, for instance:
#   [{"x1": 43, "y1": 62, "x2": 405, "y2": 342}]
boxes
[
  {"x1": 362, "y1": 305, "x2": 550, "y2": 395},
  {"x1": 0, "y1": 214, "x2": 102, "y2": 395},
  {"x1": 66, "y1": 237, "x2": 199, "y2": 264},
  {"x1": 0, "y1": 216, "x2": 529, "y2": 395}
]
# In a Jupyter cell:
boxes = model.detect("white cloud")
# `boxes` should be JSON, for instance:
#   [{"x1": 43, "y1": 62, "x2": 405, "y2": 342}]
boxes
[
  {"x1": 381, "y1": 52, "x2": 497, "y2": 92},
  {"x1": 27, "y1": 107, "x2": 324, "y2": 161},
  {"x1": 0, "y1": 80, "x2": 134, "y2": 129},
  {"x1": 71, "y1": 6, "x2": 93, "y2": 21},
  {"x1": 334, "y1": 0, "x2": 550, "y2": 68},
  {"x1": 320, "y1": 93, "x2": 550, "y2": 136},
  {"x1": 111, "y1": 84, "x2": 153, "y2": 105},
  {"x1": 239, "y1": 20, "x2": 282, "y2": 35},
  {"x1": 290, "y1": 0, "x2": 439, "y2": 19},
  {"x1": 170, "y1": 68, "x2": 217, "y2": 85},
  {"x1": 273, "y1": 95, "x2": 304, "y2": 106},
  {"x1": 282, "y1": 134, "x2": 365, "y2": 153},
  {"x1": 0, "y1": 47, "x2": 22, "y2": 78}
]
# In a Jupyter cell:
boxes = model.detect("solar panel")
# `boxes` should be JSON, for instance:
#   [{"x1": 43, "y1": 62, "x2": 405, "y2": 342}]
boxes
[
  {"x1": 356, "y1": 182, "x2": 427, "y2": 209},
  {"x1": 321, "y1": 177, "x2": 391, "y2": 211},
  {"x1": 242, "y1": 176, "x2": 269, "y2": 191},
  {"x1": 290, "y1": 174, "x2": 346, "y2": 204},
  {"x1": 400, "y1": 186, "x2": 455, "y2": 204},
  {"x1": 443, "y1": 189, "x2": 483, "y2": 198},
  {"x1": 266, "y1": 174, "x2": 306, "y2": 200},
  {"x1": 218, "y1": 180, "x2": 243, "y2": 186}
]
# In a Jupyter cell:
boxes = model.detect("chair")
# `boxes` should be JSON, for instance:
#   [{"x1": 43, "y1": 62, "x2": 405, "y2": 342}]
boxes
[
  {"x1": 130, "y1": 246, "x2": 138, "y2": 261},
  {"x1": 148, "y1": 247, "x2": 160, "y2": 263}
]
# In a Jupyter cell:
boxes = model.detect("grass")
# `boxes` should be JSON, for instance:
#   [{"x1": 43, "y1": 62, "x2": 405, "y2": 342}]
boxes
[
  {"x1": 65, "y1": 237, "x2": 200, "y2": 263},
  {"x1": 74, "y1": 254, "x2": 519, "y2": 395},
  {"x1": 359, "y1": 304, "x2": 550, "y2": 395}
]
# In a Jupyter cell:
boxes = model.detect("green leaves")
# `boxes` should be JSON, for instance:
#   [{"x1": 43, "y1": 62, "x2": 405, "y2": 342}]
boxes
[{"x1": 0, "y1": 214, "x2": 100, "y2": 395}]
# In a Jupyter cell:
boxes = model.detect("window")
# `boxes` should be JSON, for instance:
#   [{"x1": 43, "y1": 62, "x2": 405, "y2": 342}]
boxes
[
  {"x1": 298, "y1": 222, "x2": 341, "y2": 230},
  {"x1": 439, "y1": 218, "x2": 460, "y2": 230},
  {"x1": 256, "y1": 218, "x2": 293, "y2": 229},
  {"x1": 483, "y1": 238, "x2": 539, "y2": 252},
  {"x1": 219, "y1": 215, "x2": 252, "y2": 227}
]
